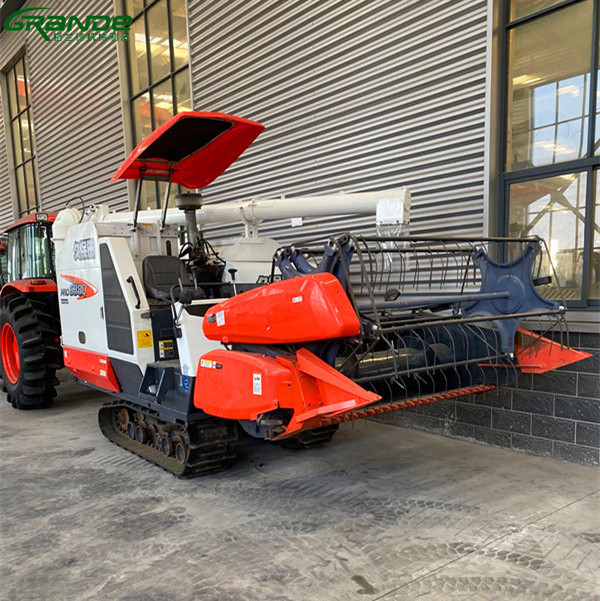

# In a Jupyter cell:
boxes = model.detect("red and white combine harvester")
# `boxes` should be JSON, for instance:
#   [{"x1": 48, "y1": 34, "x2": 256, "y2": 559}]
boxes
[{"x1": 0, "y1": 112, "x2": 590, "y2": 476}]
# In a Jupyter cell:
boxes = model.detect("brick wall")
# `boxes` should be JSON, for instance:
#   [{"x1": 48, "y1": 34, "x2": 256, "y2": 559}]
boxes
[{"x1": 377, "y1": 331, "x2": 600, "y2": 467}]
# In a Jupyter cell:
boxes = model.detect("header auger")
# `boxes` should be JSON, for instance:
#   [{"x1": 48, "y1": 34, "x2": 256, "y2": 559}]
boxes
[{"x1": 0, "y1": 111, "x2": 590, "y2": 476}]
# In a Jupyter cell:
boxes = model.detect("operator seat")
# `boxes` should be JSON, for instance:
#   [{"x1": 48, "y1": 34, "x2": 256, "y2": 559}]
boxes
[{"x1": 143, "y1": 255, "x2": 197, "y2": 302}]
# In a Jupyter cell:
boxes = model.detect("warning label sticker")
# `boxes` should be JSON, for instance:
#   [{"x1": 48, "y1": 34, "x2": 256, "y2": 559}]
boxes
[
  {"x1": 137, "y1": 330, "x2": 153, "y2": 349},
  {"x1": 216, "y1": 310, "x2": 225, "y2": 327},
  {"x1": 159, "y1": 339, "x2": 174, "y2": 359},
  {"x1": 253, "y1": 373, "x2": 262, "y2": 395}
]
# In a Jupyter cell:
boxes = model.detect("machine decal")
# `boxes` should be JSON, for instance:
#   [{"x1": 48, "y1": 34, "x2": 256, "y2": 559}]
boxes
[
  {"x1": 216, "y1": 310, "x2": 225, "y2": 327},
  {"x1": 60, "y1": 275, "x2": 98, "y2": 300},
  {"x1": 252, "y1": 373, "x2": 262, "y2": 395},
  {"x1": 158, "y1": 339, "x2": 174, "y2": 359},
  {"x1": 137, "y1": 330, "x2": 153, "y2": 348},
  {"x1": 72, "y1": 237, "x2": 96, "y2": 261}
]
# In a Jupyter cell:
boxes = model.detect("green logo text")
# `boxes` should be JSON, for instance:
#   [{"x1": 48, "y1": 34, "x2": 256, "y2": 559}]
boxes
[{"x1": 4, "y1": 7, "x2": 132, "y2": 42}]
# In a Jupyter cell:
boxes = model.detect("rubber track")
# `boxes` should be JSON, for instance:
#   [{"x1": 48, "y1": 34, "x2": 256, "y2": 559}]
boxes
[{"x1": 98, "y1": 400, "x2": 238, "y2": 477}]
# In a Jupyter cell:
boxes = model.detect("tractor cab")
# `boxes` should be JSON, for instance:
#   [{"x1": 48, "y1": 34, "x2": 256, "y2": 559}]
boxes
[
  {"x1": 0, "y1": 211, "x2": 61, "y2": 411},
  {"x1": 3, "y1": 212, "x2": 56, "y2": 286}
]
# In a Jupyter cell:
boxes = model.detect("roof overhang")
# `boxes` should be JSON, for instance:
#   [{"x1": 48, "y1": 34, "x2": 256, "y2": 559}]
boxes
[
  {"x1": 5, "y1": 212, "x2": 57, "y2": 232},
  {"x1": 110, "y1": 111, "x2": 265, "y2": 189}
]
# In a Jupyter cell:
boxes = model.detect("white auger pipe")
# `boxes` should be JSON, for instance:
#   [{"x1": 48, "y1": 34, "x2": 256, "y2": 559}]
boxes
[{"x1": 91, "y1": 188, "x2": 410, "y2": 227}]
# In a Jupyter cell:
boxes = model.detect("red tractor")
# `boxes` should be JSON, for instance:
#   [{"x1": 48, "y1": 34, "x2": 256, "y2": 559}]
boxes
[{"x1": 0, "y1": 213, "x2": 62, "y2": 409}]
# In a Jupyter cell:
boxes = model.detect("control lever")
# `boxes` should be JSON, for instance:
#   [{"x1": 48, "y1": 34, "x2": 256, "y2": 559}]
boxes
[{"x1": 228, "y1": 268, "x2": 238, "y2": 295}]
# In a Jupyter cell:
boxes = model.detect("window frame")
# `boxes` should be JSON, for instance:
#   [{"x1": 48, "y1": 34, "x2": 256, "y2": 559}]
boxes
[
  {"x1": 3, "y1": 53, "x2": 40, "y2": 217},
  {"x1": 497, "y1": 0, "x2": 600, "y2": 308},
  {"x1": 121, "y1": 0, "x2": 191, "y2": 209}
]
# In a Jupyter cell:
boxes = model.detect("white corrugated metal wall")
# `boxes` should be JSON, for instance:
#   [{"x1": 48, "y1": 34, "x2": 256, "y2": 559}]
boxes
[
  {"x1": 0, "y1": 0, "x2": 489, "y2": 237},
  {"x1": 0, "y1": 0, "x2": 128, "y2": 230},
  {"x1": 189, "y1": 0, "x2": 489, "y2": 245}
]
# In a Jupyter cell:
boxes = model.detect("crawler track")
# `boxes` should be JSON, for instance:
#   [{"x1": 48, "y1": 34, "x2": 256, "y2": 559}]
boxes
[{"x1": 98, "y1": 401, "x2": 238, "y2": 477}]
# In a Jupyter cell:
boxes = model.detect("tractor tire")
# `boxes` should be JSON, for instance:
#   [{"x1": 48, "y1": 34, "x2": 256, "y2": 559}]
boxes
[{"x1": 0, "y1": 293, "x2": 61, "y2": 410}]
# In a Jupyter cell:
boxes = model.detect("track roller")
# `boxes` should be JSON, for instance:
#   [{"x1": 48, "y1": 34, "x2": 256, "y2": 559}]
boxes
[{"x1": 98, "y1": 401, "x2": 238, "y2": 477}]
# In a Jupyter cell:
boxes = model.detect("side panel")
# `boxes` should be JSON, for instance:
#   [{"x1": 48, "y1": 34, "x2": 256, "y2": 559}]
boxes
[
  {"x1": 176, "y1": 300, "x2": 223, "y2": 377},
  {"x1": 56, "y1": 221, "x2": 108, "y2": 354},
  {"x1": 194, "y1": 350, "x2": 286, "y2": 420},
  {"x1": 62, "y1": 346, "x2": 120, "y2": 392},
  {"x1": 96, "y1": 237, "x2": 155, "y2": 375}
]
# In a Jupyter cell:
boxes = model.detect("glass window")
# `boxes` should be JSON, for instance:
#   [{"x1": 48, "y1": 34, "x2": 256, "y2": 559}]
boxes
[
  {"x1": 591, "y1": 171, "x2": 600, "y2": 299},
  {"x1": 124, "y1": 0, "x2": 191, "y2": 210},
  {"x1": 4, "y1": 55, "x2": 40, "y2": 216},
  {"x1": 502, "y1": 0, "x2": 600, "y2": 307},
  {"x1": 596, "y1": 32, "x2": 600, "y2": 156},
  {"x1": 507, "y1": 1, "x2": 593, "y2": 170},
  {"x1": 12, "y1": 224, "x2": 53, "y2": 280},
  {"x1": 510, "y1": 0, "x2": 565, "y2": 20},
  {"x1": 509, "y1": 173, "x2": 587, "y2": 301}
]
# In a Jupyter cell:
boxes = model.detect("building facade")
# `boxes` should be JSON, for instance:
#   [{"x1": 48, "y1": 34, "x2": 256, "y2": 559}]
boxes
[{"x1": 0, "y1": 0, "x2": 598, "y2": 463}]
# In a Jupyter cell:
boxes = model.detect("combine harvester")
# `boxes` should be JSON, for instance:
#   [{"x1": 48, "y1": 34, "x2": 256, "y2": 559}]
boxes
[{"x1": 1, "y1": 112, "x2": 589, "y2": 476}]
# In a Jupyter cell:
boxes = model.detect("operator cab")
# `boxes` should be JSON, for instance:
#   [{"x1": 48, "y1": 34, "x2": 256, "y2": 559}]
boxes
[
  {"x1": 109, "y1": 112, "x2": 265, "y2": 365},
  {"x1": 3, "y1": 213, "x2": 56, "y2": 284}
]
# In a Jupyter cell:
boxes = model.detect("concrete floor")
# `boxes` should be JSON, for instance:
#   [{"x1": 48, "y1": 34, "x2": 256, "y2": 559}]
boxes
[{"x1": 1, "y1": 376, "x2": 599, "y2": 601}]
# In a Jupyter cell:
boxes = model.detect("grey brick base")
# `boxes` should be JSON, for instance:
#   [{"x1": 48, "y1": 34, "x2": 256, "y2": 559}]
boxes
[{"x1": 376, "y1": 331, "x2": 600, "y2": 466}]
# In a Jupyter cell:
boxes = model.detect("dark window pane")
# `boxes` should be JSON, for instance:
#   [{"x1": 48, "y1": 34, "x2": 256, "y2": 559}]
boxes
[
  {"x1": 132, "y1": 93, "x2": 153, "y2": 143},
  {"x1": 141, "y1": 181, "x2": 158, "y2": 210},
  {"x1": 174, "y1": 68, "x2": 191, "y2": 113},
  {"x1": 22, "y1": 56, "x2": 30, "y2": 104},
  {"x1": 170, "y1": 0, "x2": 189, "y2": 71},
  {"x1": 509, "y1": 172, "x2": 587, "y2": 301},
  {"x1": 507, "y1": 1, "x2": 592, "y2": 170},
  {"x1": 125, "y1": 0, "x2": 144, "y2": 17},
  {"x1": 20, "y1": 113, "x2": 32, "y2": 161},
  {"x1": 24, "y1": 160, "x2": 37, "y2": 209},
  {"x1": 158, "y1": 180, "x2": 178, "y2": 209},
  {"x1": 591, "y1": 171, "x2": 600, "y2": 299},
  {"x1": 15, "y1": 59, "x2": 27, "y2": 112},
  {"x1": 11, "y1": 119, "x2": 22, "y2": 164},
  {"x1": 28, "y1": 109, "x2": 36, "y2": 150},
  {"x1": 596, "y1": 32, "x2": 600, "y2": 155},
  {"x1": 152, "y1": 80, "x2": 173, "y2": 128},
  {"x1": 7, "y1": 67, "x2": 18, "y2": 118},
  {"x1": 511, "y1": 0, "x2": 565, "y2": 21},
  {"x1": 147, "y1": 0, "x2": 171, "y2": 82},
  {"x1": 129, "y1": 17, "x2": 149, "y2": 94},
  {"x1": 15, "y1": 166, "x2": 26, "y2": 214}
]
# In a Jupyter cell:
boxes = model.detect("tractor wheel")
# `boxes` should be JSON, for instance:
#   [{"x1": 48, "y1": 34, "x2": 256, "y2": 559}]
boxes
[{"x1": 0, "y1": 293, "x2": 61, "y2": 410}]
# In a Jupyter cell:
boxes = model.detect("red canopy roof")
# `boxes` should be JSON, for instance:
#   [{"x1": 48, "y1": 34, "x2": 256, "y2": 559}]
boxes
[
  {"x1": 5, "y1": 212, "x2": 57, "y2": 233},
  {"x1": 111, "y1": 111, "x2": 265, "y2": 189}
]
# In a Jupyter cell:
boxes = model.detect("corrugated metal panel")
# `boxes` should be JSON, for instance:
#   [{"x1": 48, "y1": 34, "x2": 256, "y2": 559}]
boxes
[
  {"x1": 0, "y1": 0, "x2": 128, "y2": 230},
  {"x1": 189, "y1": 0, "x2": 488, "y2": 245}
]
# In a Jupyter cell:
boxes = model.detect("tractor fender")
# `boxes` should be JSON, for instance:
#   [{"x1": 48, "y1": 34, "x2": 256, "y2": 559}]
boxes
[{"x1": 0, "y1": 280, "x2": 57, "y2": 298}]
